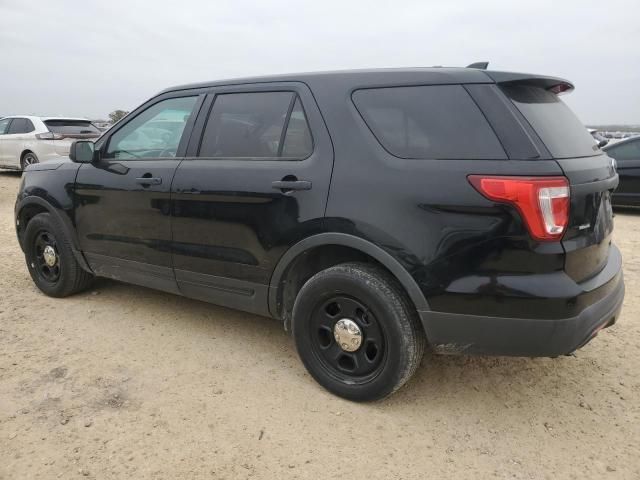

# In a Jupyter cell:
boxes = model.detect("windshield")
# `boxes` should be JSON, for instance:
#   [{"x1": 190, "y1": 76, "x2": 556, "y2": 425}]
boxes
[{"x1": 501, "y1": 85, "x2": 599, "y2": 159}]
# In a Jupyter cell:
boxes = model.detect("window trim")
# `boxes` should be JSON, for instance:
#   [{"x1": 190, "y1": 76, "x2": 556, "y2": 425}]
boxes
[
  {"x1": 194, "y1": 89, "x2": 315, "y2": 161},
  {"x1": 351, "y1": 84, "x2": 508, "y2": 161},
  {"x1": 98, "y1": 91, "x2": 206, "y2": 161}
]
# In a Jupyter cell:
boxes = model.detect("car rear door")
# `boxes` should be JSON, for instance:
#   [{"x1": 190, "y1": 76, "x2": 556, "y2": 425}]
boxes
[
  {"x1": 4, "y1": 118, "x2": 32, "y2": 167},
  {"x1": 170, "y1": 82, "x2": 334, "y2": 315},
  {"x1": 74, "y1": 92, "x2": 205, "y2": 293},
  {"x1": 0, "y1": 118, "x2": 12, "y2": 165}
]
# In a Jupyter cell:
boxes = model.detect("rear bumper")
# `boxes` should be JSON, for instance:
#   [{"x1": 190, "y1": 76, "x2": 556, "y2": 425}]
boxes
[{"x1": 421, "y1": 247, "x2": 625, "y2": 357}]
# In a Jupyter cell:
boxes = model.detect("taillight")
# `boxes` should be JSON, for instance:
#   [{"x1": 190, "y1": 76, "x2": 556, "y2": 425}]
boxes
[
  {"x1": 468, "y1": 175, "x2": 570, "y2": 241},
  {"x1": 35, "y1": 132, "x2": 64, "y2": 140}
]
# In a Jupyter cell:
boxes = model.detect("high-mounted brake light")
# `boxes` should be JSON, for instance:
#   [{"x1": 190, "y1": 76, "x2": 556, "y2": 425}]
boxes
[
  {"x1": 468, "y1": 176, "x2": 570, "y2": 241},
  {"x1": 36, "y1": 132, "x2": 64, "y2": 140},
  {"x1": 548, "y1": 82, "x2": 573, "y2": 95}
]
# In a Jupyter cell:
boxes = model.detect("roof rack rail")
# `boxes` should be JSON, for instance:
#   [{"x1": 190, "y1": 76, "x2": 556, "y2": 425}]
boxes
[{"x1": 466, "y1": 62, "x2": 489, "y2": 70}]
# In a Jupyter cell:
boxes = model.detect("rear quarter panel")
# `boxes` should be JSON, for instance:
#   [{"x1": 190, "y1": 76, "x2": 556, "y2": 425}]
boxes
[{"x1": 308, "y1": 76, "x2": 567, "y2": 311}]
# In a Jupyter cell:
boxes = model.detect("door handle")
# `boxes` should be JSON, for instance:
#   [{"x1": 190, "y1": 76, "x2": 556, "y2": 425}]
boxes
[
  {"x1": 271, "y1": 179, "x2": 312, "y2": 194},
  {"x1": 136, "y1": 176, "x2": 162, "y2": 186}
]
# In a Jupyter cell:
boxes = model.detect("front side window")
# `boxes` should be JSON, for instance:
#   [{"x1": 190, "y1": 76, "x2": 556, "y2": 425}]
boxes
[
  {"x1": 198, "y1": 92, "x2": 313, "y2": 159},
  {"x1": 0, "y1": 118, "x2": 11, "y2": 135},
  {"x1": 105, "y1": 96, "x2": 198, "y2": 159},
  {"x1": 353, "y1": 85, "x2": 506, "y2": 160}
]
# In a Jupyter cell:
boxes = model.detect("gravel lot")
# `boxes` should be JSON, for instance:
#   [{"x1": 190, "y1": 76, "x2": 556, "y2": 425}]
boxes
[{"x1": 0, "y1": 170, "x2": 638, "y2": 479}]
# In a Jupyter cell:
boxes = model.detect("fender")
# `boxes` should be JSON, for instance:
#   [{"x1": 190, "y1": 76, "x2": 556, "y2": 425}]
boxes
[
  {"x1": 268, "y1": 232, "x2": 431, "y2": 320},
  {"x1": 15, "y1": 196, "x2": 93, "y2": 274}
]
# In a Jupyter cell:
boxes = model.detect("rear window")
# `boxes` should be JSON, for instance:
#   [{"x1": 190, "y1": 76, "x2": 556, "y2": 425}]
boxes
[
  {"x1": 501, "y1": 85, "x2": 598, "y2": 158},
  {"x1": 352, "y1": 85, "x2": 506, "y2": 160},
  {"x1": 45, "y1": 120, "x2": 101, "y2": 135}
]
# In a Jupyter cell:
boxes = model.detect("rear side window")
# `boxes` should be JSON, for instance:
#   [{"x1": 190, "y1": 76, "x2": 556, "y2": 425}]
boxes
[
  {"x1": 501, "y1": 85, "x2": 598, "y2": 159},
  {"x1": 199, "y1": 92, "x2": 313, "y2": 159},
  {"x1": 7, "y1": 118, "x2": 34, "y2": 134},
  {"x1": 352, "y1": 85, "x2": 506, "y2": 160},
  {"x1": 45, "y1": 120, "x2": 101, "y2": 135}
]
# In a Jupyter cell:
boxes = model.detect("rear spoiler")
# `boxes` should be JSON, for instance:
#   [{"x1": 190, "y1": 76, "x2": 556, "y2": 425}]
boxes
[{"x1": 483, "y1": 71, "x2": 575, "y2": 95}]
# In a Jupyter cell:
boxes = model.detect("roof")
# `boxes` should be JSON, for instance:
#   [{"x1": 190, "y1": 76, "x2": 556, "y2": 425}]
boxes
[
  {"x1": 0, "y1": 115, "x2": 90, "y2": 121},
  {"x1": 159, "y1": 67, "x2": 573, "y2": 94}
]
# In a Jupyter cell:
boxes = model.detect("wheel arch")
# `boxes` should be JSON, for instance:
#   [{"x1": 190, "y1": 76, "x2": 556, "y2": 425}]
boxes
[
  {"x1": 19, "y1": 149, "x2": 39, "y2": 170},
  {"x1": 268, "y1": 233, "x2": 430, "y2": 329},
  {"x1": 15, "y1": 196, "x2": 92, "y2": 273}
]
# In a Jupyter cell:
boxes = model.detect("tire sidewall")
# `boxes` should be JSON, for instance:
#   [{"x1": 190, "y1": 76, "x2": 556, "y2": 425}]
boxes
[
  {"x1": 292, "y1": 266, "x2": 416, "y2": 401},
  {"x1": 24, "y1": 214, "x2": 74, "y2": 297}
]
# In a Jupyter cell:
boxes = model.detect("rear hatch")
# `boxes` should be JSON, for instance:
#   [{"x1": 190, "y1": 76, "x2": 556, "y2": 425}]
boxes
[
  {"x1": 43, "y1": 119, "x2": 101, "y2": 155},
  {"x1": 498, "y1": 80, "x2": 617, "y2": 283}
]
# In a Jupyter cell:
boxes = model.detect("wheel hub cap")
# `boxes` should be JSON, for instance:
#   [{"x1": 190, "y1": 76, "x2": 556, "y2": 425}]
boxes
[
  {"x1": 43, "y1": 245, "x2": 57, "y2": 267},
  {"x1": 333, "y1": 318, "x2": 362, "y2": 352}
]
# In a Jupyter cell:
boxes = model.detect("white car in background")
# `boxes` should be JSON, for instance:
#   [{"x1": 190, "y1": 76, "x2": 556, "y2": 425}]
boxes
[{"x1": 0, "y1": 116, "x2": 101, "y2": 170}]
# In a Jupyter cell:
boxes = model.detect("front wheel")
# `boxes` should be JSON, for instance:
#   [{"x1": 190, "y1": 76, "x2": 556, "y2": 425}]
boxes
[
  {"x1": 292, "y1": 262, "x2": 425, "y2": 401},
  {"x1": 23, "y1": 213, "x2": 93, "y2": 297}
]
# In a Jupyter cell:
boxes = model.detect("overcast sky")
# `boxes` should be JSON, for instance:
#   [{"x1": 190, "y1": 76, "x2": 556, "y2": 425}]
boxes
[{"x1": 1, "y1": 0, "x2": 638, "y2": 124}]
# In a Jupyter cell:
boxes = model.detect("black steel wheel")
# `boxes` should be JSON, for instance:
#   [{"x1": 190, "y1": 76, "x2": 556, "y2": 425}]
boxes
[
  {"x1": 310, "y1": 295, "x2": 386, "y2": 383},
  {"x1": 31, "y1": 230, "x2": 61, "y2": 284},
  {"x1": 23, "y1": 213, "x2": 93, "y2": 297},
  {"x1": 292, "y1": 262, "x2": 425, "y2": 401}
]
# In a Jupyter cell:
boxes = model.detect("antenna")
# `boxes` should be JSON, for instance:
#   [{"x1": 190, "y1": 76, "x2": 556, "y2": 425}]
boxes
[{"x1": 466, "y1": 62, "x2": 489, "y2": 70}]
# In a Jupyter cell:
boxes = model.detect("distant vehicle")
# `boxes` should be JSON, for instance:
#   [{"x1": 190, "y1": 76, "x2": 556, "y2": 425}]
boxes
[
  {"x1": 603, "y1": 136, "x2": 640, "y2": 207},
  {"x1": 0, "y1": 116, "x2": 101, "y2": 170},
  {"x1": 588, "y1": 128, "x2": 608, "y2": 148}
]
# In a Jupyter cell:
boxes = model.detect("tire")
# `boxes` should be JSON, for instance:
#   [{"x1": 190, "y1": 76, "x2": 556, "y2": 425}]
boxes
[
  {"x1": 23, "y1": 213, "x2": 93, "y2": 297},
  {"x1": 292, "y1": 262, "x2": 425, "y2": 401},
  {"x1": 21, "y1": 152, "x2": 39, "y2": 170}
]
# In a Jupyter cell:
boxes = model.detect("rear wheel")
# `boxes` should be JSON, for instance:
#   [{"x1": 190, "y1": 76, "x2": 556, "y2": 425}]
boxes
[
  {"x1": 24, "y1": 213, "x2": 93, "y2": 297},
  {"x1": 21, "y1": 152, "x2": 38, "y2": 170},
  {"x1": 292, "y1": 262, "x2": 425, "y2": 401}
]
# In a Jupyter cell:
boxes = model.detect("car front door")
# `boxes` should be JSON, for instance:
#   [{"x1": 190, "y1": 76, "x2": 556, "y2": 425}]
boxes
[
  {"x1": 170, "y1": 83, "x2": 334, "y2": 315},
  {"x1": 74, "y1": 92, "x2": 204, "y2": 293}
]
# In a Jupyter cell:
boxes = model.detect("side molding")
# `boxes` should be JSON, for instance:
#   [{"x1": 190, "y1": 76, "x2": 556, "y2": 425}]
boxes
[{"x1": 268, "y1": 232, "x2": 430, "y2": 319}]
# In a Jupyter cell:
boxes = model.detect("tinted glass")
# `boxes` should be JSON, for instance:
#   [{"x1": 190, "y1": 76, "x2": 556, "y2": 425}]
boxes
[
  {"x1": 7, "y1": 118, "x2": 33, "y2": 134},
  {"x1": 199, "y1": 92, "x2": 294, "y2": 158},
  {"x1": 352, "y1": 85, "x2": 506, "y2": 160},
  {"x1": 0, "y1": 118, "x2": 10, "y2": 135},
  {"x1": 282, "y1": 97, "x2": 313, "y2": 158},
  {"x1": 106, "y1": 96, "x2": 197, "y2": 159},
  {"x1": 606, "y1": 139, "x2": 640, "y2": 162},
  {"x1": 502, "y1": 85, "x2": 598, "y2": 159},
  {"x1": 45, "y1": 120, "x2": 101, "y2": 135}
]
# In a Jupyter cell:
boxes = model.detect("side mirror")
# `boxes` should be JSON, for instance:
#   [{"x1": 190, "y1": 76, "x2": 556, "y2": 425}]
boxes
[
  {"x1": 69, "y1": 140, "x2": 99, "y2": 163},
  {"x1": 598, "y1": 139, "x2": 609, "y2": 148}
]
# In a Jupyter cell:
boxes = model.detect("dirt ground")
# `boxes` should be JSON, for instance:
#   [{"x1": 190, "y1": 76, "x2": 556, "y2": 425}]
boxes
[{"x1": 0, "y1": 170, "x2": 638, "y2": 480}]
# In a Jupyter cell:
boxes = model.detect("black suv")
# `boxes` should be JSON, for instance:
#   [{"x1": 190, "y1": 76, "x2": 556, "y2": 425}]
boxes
[{"x1": 15, "y1": 67, "x2": 624, "y2": 401}]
